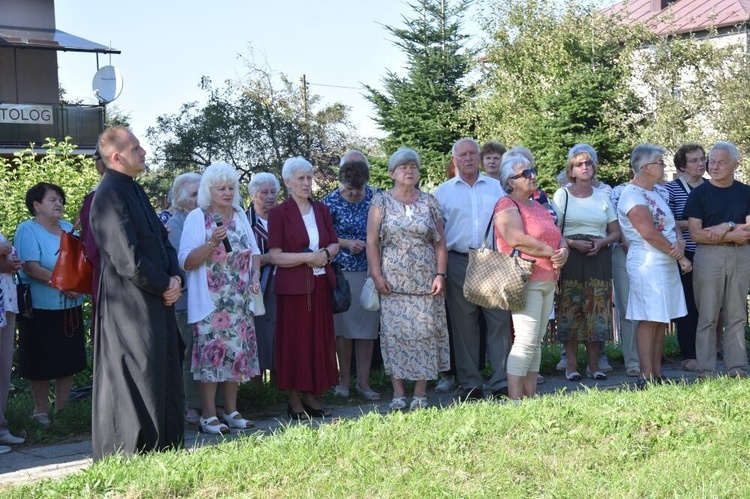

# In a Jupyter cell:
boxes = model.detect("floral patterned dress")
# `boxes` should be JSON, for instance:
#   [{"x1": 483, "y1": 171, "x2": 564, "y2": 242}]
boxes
[
  {"x1": 192, "y1": 213, "x2": 260, "y2": 382},
  {"x1": 373, "y1": 190, "x2": 449, "y2": 381}
]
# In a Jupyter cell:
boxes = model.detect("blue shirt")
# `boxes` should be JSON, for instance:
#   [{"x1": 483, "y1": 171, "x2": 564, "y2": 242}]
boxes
[
  {"x1": 15, "y1": 219, "x2": 83, "y2": 310},
  {"x1": 323, "y1": 186, "x2": 374, "y2": 271}
]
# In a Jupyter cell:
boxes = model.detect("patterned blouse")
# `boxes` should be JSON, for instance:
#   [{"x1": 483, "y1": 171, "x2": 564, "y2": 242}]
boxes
[{"x1": 323, "y1": 186, "x2": 374, "y2": 272}]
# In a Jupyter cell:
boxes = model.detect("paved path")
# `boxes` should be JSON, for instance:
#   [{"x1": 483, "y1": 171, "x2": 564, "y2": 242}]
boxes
[{"x1": 0, "y1": 362, "x2": 700, "y2": 487}]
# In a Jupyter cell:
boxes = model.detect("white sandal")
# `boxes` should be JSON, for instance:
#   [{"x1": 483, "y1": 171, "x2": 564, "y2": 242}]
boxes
[
  {"x1": 389, "y1": 397, "x2": 407, "y2": 411},
  {"x1": 222, "y1": 410, "x2": 254, "y2": 429},
  {"x1": 199, "y1": 416, "x2": 229, "y2": 434}
]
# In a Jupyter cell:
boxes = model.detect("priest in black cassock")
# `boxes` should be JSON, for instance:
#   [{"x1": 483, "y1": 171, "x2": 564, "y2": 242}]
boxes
[{"x1": 90, "y1": 126, "x2": 185, "y2": 461}]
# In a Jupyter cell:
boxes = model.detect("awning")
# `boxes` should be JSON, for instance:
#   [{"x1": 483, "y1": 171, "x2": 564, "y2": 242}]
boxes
[{"x1": 0, "y1": 25, "x2": 120, "y2": 54}]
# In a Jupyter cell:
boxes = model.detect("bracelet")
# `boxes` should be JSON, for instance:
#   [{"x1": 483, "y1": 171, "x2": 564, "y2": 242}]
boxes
[
  {"x1": 323, "y1": 248, "x2": 331, "y2": 261},
  {"x1": 435, "y1": 272, "x2": 446, "y2": 278},
  {"x1": 207, "y1": 239, "x2": 215, "y2": 247}
]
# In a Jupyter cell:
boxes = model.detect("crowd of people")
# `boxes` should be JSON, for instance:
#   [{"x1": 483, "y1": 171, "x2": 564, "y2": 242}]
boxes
[{"x1": 0, "y1": 125, "x2": 748, "y2": 459}]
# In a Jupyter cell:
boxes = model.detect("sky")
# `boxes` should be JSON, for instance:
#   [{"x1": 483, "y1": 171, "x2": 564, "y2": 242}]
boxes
[{"x1": 54, "y1": 0, "x2": 478, "y2": 153}]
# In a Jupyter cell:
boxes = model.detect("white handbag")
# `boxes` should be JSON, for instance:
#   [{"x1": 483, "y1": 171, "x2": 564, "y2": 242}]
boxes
[
  {"x1": 249, "y1": 290, "x2": 265, "y2": 316},
  {"x1": 359, "y1": 276, "x2": 380, "y2": 312}
]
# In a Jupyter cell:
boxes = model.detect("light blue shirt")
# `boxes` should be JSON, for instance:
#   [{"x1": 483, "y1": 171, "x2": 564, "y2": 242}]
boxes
[{"x1": 15, "y1": 219, "x2": 83, "y2": 310}]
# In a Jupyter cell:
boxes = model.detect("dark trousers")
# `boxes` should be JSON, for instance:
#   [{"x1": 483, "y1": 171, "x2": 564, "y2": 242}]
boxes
[{"x1": 673, "y1": 251, "x2": 698, "y2": 361}]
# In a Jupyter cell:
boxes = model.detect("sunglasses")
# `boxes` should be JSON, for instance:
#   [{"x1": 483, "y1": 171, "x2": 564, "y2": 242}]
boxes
[{"x1": 510, "y1": 168, "x2": 537, "y2": 180}]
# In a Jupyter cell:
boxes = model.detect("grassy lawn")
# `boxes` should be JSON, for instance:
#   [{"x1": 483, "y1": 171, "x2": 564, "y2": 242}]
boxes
[{"x1": 3, "y1": 376, "x2": 749, "y2": 497}]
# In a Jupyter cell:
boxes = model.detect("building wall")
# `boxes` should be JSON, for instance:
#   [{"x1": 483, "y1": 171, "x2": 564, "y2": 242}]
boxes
[{"x1": 0, "y1": 0, "x2": 55, "y2": 29}]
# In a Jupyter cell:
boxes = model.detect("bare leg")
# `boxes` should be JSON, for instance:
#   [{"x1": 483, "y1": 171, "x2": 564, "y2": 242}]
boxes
[
  {"x1": 288, "y1": 389, "x2": 304, "y2": 413},
  {"x1": 222, "y1": 382, "x2": 239, "y2": 414},
  {"x1": 391, "y1": 378, "x2": 405, "y2": 398},
  {"x1": 354, "y1": 339, "x2": 375, "y2": 391},
  {"x1": 586, "y1": 341, "x2": 601, "y2": 373},
  {"x1": 30, "y1": 380, "x2": 50, "y2": 414},
  {"x1": 564, "y1": 340, "x2": 578, "y2": 375},
  {"x1": 336, "y1": 337, "x2": 353, "y2": 390},
  {"x1": 53, "y1": 375, "x2": 74, "y2": 411},
  {"x1": 523, "y1": 372, "x2": 537, "y2": 397},
  {"x1": 507, "y1": 374, "x2": 525, "y2": 400},
  {"x1": 413, "y1": 380, "x2": 427, "y2": 398},
  {"x1": 652, "y1": 324, "x2": 666, "y2": 378},
  {"x1": 200, "y1": 382, "x2": 219, "y2": 418},
  {"x1": 637, "y1": 321, "x2": 657, "y2": 379}
]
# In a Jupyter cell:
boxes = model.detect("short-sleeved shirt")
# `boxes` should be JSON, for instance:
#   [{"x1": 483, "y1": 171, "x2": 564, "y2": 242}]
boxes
[
  {"x1": 666, "y1": 179, "x2": 699, "y2": 253},
  {"x1": 617, "y1": 184, "x2": 677, "y2": 251},
  {"x1": 552, "y1": 187, "x2": 617, "y2": 238},
  {"x1": 15, "y1": 219, "x2": 83, "y2": 310},
  {"x1": 323, "y1": 186, "x2": 374, "y2": 272},
  {"x1": 494, "y1": 197, "x2": 562, "y2": 282},
  {"x1": 683, "y1": 180, "x2": 750, "y2": 229}
]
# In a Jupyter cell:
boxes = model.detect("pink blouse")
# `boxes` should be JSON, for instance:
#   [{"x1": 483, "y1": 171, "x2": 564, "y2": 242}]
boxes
[{"x1": 494, "y1": 197, "x2": 562, "y2": 282}]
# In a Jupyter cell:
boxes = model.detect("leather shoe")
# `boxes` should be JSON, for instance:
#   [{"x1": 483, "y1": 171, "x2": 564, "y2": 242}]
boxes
[
  {"x1": 302, "y1": 402, "x2": 331, "y2": 418},
  {"x1": 457, "y1": 387, "x2": 483, "y2": 402},
  {"x1": 488, "y1": 386, "x2": 509, "y2": 399}
]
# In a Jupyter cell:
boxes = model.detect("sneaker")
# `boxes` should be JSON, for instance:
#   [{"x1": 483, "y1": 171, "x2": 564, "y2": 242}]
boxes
[
  {"x1": 599, "y1": 353, "x2": 613, "y2": 373},
  {"x1": 556, "y1": 350, "x2": 568, "y2": 371},
  {"x1": 0, "y1": 445, "x2": 10, "y2": 455},
  {"x1": 434, "y1": 375, "x2": 457, "y2": 393},
  {"x1": 0, "y1": 431, "x2": 25, "y2": 445}
]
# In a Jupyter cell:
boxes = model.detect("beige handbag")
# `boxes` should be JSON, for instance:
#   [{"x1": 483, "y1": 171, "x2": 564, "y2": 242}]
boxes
[
  {"x1": 359, "y1": 276, "x2": 379, "y2": 311},
  {"x1": 249, "y1": 290, "x2": 265, "y2": 317},
  {"x1": 463, "y1": 198, "x2": 535, "y2": 311}
]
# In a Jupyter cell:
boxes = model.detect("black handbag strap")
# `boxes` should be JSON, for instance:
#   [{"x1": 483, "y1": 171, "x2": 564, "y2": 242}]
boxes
[
  {"x1": 560, "y1": 188, "x2": 568, "y2": 236},
  {"x1": 482, "y1": 197, "x2": 526, "y2": 254}
]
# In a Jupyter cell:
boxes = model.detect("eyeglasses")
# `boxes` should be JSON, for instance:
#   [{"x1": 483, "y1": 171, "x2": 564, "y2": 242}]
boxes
[
  {"x1": 644, "y1": 160, "x2": 665, "y2": 168},
  {"x1": 687, "y1": 156, "x2": 706, "y2": 164},
  {"x1": 574, "y1": 160, "x2": 594, "y2": 168},
  {"x1": 510, "y1": 168, "x2": 537, "y2": 180}
]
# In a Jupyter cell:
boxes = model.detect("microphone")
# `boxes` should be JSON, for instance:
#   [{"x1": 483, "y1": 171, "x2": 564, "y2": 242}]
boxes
[{"x1": 212, "y1": 214, "x2": 233, "y2": 253}]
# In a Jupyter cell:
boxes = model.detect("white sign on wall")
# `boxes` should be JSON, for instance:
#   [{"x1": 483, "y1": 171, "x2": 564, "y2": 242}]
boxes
[{"x1": 0, "y1": 104, "x2": 54, "y2": 125}]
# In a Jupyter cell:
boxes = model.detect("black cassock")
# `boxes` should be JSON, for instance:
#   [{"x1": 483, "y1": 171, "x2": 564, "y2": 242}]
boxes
[{"x1": 90, "y1": 169, "x2": 184, "y2": 461}]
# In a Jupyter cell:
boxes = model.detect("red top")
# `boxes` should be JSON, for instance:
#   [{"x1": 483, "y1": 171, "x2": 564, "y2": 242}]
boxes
[{"x1": 494, "y1": 197, "x2": 562, "y2": 282}]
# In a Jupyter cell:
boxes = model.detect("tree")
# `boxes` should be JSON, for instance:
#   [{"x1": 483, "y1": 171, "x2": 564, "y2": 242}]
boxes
[
  {"x1": 365, "y1": 0, "x2": 474, "y2": 189},
  {"x1": 0, "y1": 138, "x2": 100, "y2": 240},
  {"x1": 146, "y1": 58, "x2": 359, "y2": 199},
  {"x1": 470, "y1": 0, "x2": 644, "y2": 191}
]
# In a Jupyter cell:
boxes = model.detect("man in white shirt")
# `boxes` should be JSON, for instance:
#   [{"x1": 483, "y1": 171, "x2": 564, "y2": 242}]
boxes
[{"x1": 435, "y1": 138, "x2": 509, "y2": 399}]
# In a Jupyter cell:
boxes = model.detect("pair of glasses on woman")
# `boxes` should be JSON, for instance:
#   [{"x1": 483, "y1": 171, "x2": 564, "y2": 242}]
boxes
[{"x1": 510, "y1": 168, "x2": 538, "y2": 180}]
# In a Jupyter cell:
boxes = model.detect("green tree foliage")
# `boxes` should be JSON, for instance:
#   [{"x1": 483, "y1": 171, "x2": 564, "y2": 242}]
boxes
[
  {"x1": 146, "y1": 59, "x2": 358, "y2": 199},
  {"x1": 365, "y1": 0, "x2": 474, "y2": 189},
  {"x1": 0, "y1": 138, "x2": 100, "y2": 240},
  {"x1": 471, "y1": 0, "x2": 644, "y2": 191}
]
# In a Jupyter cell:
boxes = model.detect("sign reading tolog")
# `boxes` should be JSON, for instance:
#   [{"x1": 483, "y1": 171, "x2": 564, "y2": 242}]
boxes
[{"x1": 0, "y1": 104, "x2": 54, "y2": 125}]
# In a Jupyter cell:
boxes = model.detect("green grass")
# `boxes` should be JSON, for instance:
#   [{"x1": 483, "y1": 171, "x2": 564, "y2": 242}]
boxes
[{"x1": 4, "y1": 377, "x2": 750, "y2": 497}]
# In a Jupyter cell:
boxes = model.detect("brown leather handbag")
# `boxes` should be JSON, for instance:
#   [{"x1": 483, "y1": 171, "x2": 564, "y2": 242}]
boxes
[{"x1": 50, "y1": 222, "x2": 93, "y2": 295}]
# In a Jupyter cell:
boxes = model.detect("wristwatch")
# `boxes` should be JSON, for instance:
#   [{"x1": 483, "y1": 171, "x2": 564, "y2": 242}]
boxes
[{"x1": 728, "y1": 221, "x2": 737, "y2": 231}]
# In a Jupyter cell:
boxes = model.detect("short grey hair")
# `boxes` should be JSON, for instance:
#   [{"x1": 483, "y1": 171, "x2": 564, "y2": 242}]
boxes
[
  {"x1": 451, "y1": 138, "x2": 480, "y2": 157},
  {"x1": 502, "y1": 146, "x2": 535, "y2": 168},
  {"x1": 340, "y1": 150, "x2": 368, "y2": 167},
  {"x1": 248, "y1": 172, "x2": 280, "y2": 196},
  {"x1": 197, "y1": 163, "x2": 241, "y2": 210},
  {"x1": 170, "y1": 172, "x2": 202, "y2": 212},
  {"x1": 281, "y1": 156, "x2": 314, "y2": 182},
  {"x1": 499, "y1": 154, "x2": 532, "y2": 194},
  {"x1": 630, "y1": 144, "x2": 665, "y2": 174},
  {"x1": 387, "y1": 147, "x2": 421, "y2": 173},
  {"x1": 710, "y1": 141, "x2": 740, "y2": 163}
]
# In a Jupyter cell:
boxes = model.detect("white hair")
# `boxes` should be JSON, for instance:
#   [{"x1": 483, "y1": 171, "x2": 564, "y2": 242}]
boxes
[
  {"x1": 281, "y1": 156, "x2": 313, "y2": 182},
  {"x1": 248, "y1": 172, "x2": 280, "y2": 196},
  {"x1": 197, "y1": 163, "x2": 242, "y2": 210}
]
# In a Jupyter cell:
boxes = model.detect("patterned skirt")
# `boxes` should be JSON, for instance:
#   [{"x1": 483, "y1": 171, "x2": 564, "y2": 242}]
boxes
[{"x1": 556, "y1": 241, "x2": 613, "y2": 343}]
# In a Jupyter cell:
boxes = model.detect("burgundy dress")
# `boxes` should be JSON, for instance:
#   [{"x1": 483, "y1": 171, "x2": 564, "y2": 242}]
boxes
[{"x1": 268, "y1": 198, "x2": 339, "y2": 395}]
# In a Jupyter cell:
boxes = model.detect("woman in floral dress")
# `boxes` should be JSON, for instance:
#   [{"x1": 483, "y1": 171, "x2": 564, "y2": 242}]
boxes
[
  {"x1": 366, "y1": 148, "x2": 449, "y2": 411},
  {"x1": 179, "y1": 163, "x2": 261, "y2": 434}
]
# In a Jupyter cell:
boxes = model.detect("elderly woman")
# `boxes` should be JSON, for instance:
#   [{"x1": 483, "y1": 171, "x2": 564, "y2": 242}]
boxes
[
  {"x1": 619, "y1": 144, "x2": 690, "y2": 387},
  {"x1": 0, "y1": 234, "x2": 24, "y2": 451},
  {"x1": 246, "y1": 172, "x2": 280, "y2": 382},
  {"x1": 164, "y1": 172, "x2": 211, "y2": 425},
  {"x1": 552, "y1": 144, "x2": 620, "y2": 382},
  {"x1": 14, "y1": 183, "x2": 86, "y2": 426},
  {"x1": 179, "y1": 163, "x2": 261, "y2": 434},
  {"x1": 323, "y1": 151, "x2": 380, "y2": 401},
  {"x1": 666, "y1": 144, "x2": 706, "y2": 372},
  {"x1": 268, "y1": 157, "x2": 340, "y2": 418},
  {"x1": 366, "y1": 148, "x2": 449, "y2": 411},
  {"x1": 494, "y1": 155, "x2": 568, "y2": 399}
]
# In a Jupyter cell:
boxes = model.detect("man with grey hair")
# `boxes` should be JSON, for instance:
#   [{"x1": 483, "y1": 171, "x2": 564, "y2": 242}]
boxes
[
  {"x1": 340, "y1": 149, "x2": 368, "y2": 167},
  {"x1": 435, "y1": 138, "x2": 509, "y2": 400},
  {"x1": 684, "y1": 141, "x2": 750, "y2": 376}
]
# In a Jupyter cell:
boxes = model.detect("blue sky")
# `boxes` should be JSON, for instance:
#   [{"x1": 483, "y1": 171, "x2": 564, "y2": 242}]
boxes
[{"x1": 54, "y1": 0, "x2": 473, "y2": 150}]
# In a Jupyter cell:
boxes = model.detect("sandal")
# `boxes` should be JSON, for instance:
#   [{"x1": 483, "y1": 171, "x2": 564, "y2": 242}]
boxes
[
  {"x1": 222, "y1": 410, "x2": 254, "y2": 429},
  {"x1": 409, "y1": 396, "x2": 428, "y2": 410},
  {"x1": 565, "y1": 371, "x2": 581, "y2": 382},
  {"x1": 199, "y1": 416, "x2": 229, "y2": 435},
  {"x1": 681, "y1": 359, "x2": 698, "y2": 372},
  {"x1": 32, "y1": 412, "x2": 51, "y2": 427},
  {"x1": 389, "y1": 397, "x2": 407, "y2": 411},
  {"x1": 586, "y1": 367, "x2": 607, "y2": 380},
  {"x1": 355, "y1": 385, "x2": 381, "y2": 401}
]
